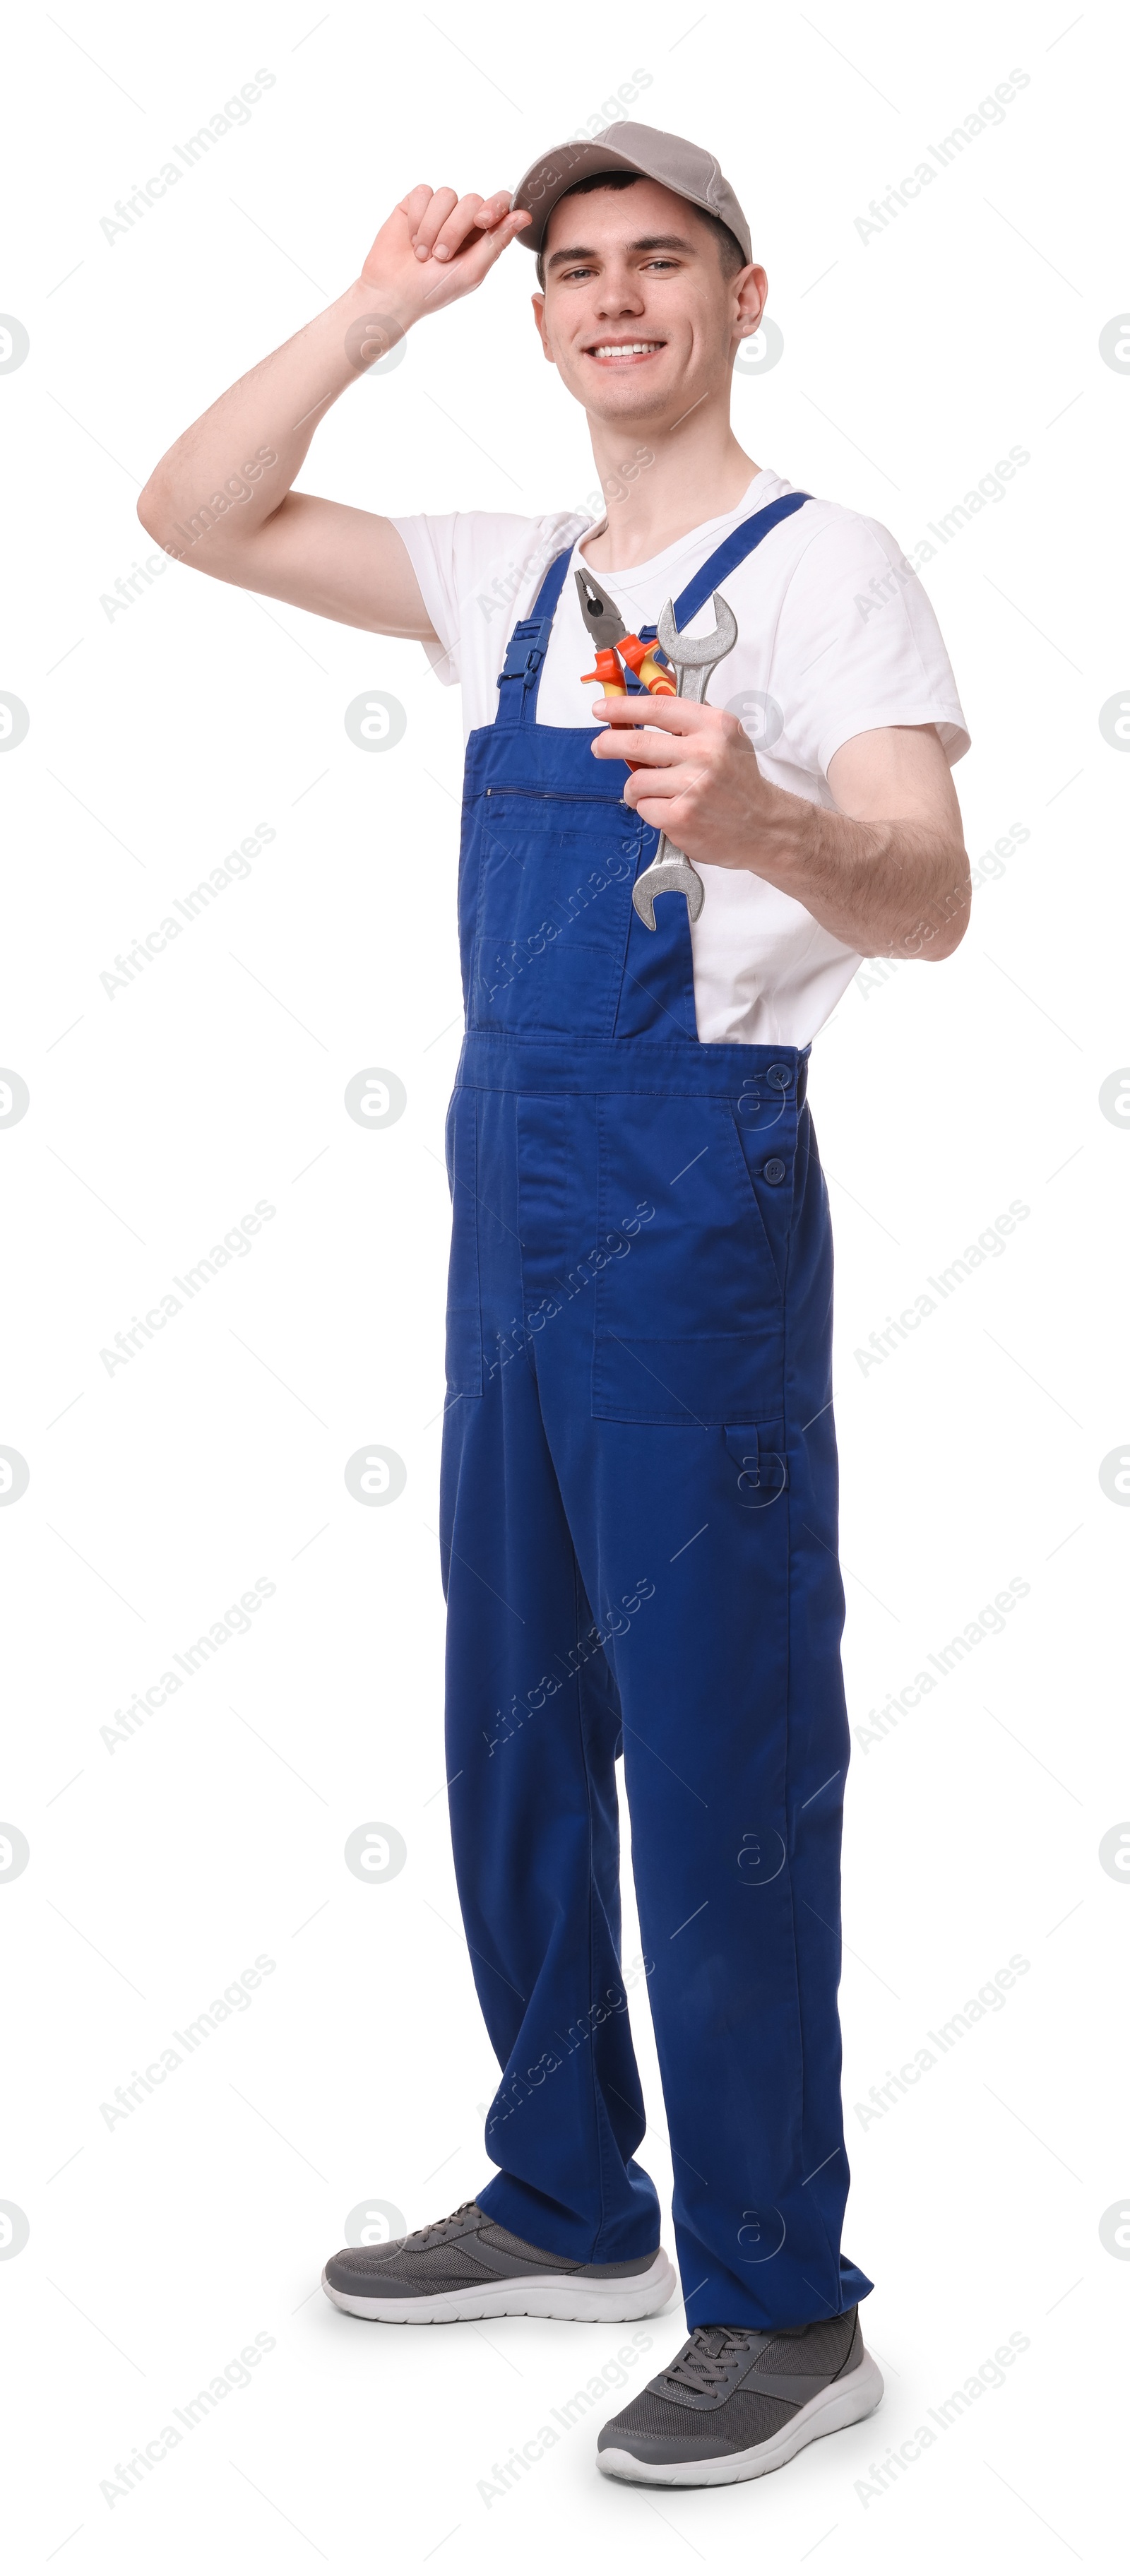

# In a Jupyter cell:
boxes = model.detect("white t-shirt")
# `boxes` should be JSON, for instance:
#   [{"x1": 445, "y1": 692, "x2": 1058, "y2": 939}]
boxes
[{"x1": 391, "y1": 468, "x2": 969, "y2": 1045}]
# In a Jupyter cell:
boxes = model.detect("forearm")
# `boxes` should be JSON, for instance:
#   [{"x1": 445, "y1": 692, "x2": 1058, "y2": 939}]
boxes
[
  {"x1": 136, "y1": 184, "x2": 527, "y2": 625},
  {"x1": 748, "y1": 785, "x2": 970, "y2": 961},
  {"x1": 137, "y1": 277, "x2": 410, "y2": 560}
]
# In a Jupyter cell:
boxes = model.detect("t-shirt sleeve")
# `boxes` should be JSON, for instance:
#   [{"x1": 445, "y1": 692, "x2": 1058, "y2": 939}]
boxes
[
  {"x1": 388, "y1": 509, "x2": 585, "y2": 689},
  {"x1": 772, "y1": 512, "x2": 970, "y2": 775}
]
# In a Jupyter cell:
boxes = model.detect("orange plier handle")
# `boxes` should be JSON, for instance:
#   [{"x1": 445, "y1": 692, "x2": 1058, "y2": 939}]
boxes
[
  {"x1": 616, "y1": 632, "x2": 677, "y2": 696},
  {"x1": 579, "y1": 645, "x2": 628, "y2": 696},
  {"x1": 581, "y1": 637, "x2": 674, "y2": 775}
]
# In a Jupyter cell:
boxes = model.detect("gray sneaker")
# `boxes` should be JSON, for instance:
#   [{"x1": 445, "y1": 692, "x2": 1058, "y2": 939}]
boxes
[
  {"x1": 322, "y1": 2200, "x2": 677, "y2": 2325},
  {"x1": 597, "y1": 2308, "x2": 883, "y2": 2486}
]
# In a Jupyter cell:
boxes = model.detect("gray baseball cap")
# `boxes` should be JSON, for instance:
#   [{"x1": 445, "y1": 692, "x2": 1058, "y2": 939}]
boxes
[{"x1": 511, "y1": 121, "x2": 751, "y2": 268}]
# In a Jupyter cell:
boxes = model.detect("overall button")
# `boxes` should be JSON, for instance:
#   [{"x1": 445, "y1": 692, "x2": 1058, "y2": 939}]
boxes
[
  {"x1": 763, "y1": 1158, "x2": 787, "y2": 1184},
  {"x1": 767, "y1": 1063, "x2": 791, "y2": 1089}
]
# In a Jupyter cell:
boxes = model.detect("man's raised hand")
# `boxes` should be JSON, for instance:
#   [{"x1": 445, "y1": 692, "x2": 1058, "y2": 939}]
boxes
[
  {"x1": 360, "y1": 186, "x2": 531, "y2": 316},
  {"x1": 136, "y1": 180, "x2": 533, "y2": 640}
]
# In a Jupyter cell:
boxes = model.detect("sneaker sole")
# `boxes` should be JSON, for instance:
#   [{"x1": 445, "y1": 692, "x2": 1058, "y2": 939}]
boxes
[
  {"x1": 597, "y1": 2349, "x2": 884, "y2": 2486},
  {"x1": 321, "y1": 2246, "x2": 678, "y2": 2325}
]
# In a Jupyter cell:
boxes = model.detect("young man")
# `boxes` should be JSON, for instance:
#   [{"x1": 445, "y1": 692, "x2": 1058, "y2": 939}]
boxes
[{"x1": 139, "y1": 122, "x2": 970, "y2": 2490}]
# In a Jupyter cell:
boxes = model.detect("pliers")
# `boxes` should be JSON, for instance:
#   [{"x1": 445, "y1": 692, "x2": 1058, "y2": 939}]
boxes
[{"x1": 574, "y1": 567, "x2": 676, "y2": 699}]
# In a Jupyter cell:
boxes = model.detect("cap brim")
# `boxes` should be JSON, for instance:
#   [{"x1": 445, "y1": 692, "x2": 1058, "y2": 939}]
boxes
[{"x1": 510, "y1": 141, "x2": 675, "y2": 254}]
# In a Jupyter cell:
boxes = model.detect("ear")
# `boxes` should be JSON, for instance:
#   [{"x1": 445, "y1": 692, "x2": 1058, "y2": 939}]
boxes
[
  {"x1": 732, "y1": 262, "x2": 768, "y2": 343},
  {"x1": 531, "y1": 291, "x2": 555, "y2": 361}
]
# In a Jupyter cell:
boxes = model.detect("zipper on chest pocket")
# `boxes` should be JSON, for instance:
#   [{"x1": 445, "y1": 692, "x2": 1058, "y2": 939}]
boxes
[{"x1": 484, "y1": 788, "x2": 631, "y2": 806}]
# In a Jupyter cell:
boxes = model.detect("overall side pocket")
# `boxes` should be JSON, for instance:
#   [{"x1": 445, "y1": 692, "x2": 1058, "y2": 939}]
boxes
[
  {"x1": 444, "y1": 1087, "x2": 482, "y2": 1398},
  {"x1": 730, "y1": 1100, "x2": 797, "y2": 1301}
]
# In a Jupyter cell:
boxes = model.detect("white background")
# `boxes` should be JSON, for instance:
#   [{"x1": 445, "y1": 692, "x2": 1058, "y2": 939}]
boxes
[{"x1": 1, "y1": 1, "x2": 1125, "y2": 2566}]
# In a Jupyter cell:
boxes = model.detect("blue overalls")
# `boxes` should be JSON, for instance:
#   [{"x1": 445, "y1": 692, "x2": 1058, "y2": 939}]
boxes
[{"x1": 439, "y1": 497, "x2": 872, "y2": 2330}]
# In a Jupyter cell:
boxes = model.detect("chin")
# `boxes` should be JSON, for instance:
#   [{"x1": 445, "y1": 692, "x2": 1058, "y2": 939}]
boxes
[{"x1": 574, "y1": 372, "x2": 668, "y2": 416}]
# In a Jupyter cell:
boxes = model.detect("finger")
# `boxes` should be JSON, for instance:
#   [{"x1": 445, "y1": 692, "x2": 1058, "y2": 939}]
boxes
[
  {"x1": 430, "y1": 192, "x2": 496, "y2": 261},
  {"x1": 475, "y1": 206, "x2": 532, "y2": 254},
  {"x1": 634, "y1": 796, "x2": 689, "y2": 831},
  {"x1": 416, "y1": 189, "x2": 528, "y2": 264},
  {"x1": 626, "y1": 756, "x2": 713, "y2": 822},
  {"x1": 412, "y1": 187, "x2": 460, "y2": 258},
  {"x1": 590, "y1": 724, "x2": 681, "y2": 765},
  {"x1": 473, "y1": 189, "x2": 518, "y2": 227},
  {"x1": 624, "y1": 770, "x2": 690, "y2": 806},
  {"x1": 592, "y1": 692, "x2": 710, "y2": 733},
  {"x1": 398, "y1": 183, "x2": 435, "y2": 224},
  {"x1": 440, "y1": 206, "x2": 530, "y2": 285}
]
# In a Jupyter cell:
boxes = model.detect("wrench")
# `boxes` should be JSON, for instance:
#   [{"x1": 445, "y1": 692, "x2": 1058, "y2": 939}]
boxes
[{"x1": 631, "y1": 588, "x2": 739, "y2": 930}]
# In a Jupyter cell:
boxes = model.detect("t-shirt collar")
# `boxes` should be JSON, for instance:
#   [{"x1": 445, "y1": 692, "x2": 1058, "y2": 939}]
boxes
[{"x1": 575, "y1": 469, "x2": 781, "y2": 583}]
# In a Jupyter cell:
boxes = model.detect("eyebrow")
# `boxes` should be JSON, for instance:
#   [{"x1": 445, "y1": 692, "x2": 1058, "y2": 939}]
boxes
[{"x1": 545, "y1": 232, "x2": 698, "y2": 273}]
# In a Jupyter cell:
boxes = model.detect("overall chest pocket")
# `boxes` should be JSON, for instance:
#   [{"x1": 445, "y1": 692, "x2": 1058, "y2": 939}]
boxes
[
  {"x1": 470, "y1": 796, "x2": 643, "y2": 1038},
  {"x1": 593, "y1": 1093, "x2": 790, "y2": 1425}
]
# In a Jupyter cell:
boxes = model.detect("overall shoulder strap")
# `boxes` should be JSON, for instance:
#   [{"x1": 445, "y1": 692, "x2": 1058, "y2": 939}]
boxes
[
  {"x1": 672, "y1": 490, "x2": 811, "y2": 627},
  {"x1": 624, "y1": 492, "x2": 812, "y2": 684},
  {"x1": 494, "y1": 545, "x2": 573, "y2": 726}
]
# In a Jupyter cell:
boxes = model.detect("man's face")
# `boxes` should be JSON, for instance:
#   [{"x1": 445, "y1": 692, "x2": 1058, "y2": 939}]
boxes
[{"x1": 533, "y1": 177, "x2": 765, "y2": 424}]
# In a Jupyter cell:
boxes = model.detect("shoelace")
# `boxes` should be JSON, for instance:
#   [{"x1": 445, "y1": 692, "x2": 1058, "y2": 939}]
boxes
[
  {"x1": 403, "y1": 2200, "x2": 480, "y2": 2248},
  {"x1": 662, "y1": 2327, "x2": 755, "y2": 2397}
]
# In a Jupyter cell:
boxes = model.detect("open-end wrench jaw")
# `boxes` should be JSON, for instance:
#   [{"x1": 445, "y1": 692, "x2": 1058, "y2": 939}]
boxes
[
  {"x1": 631, "y1": 588, "x2": 739, "y2": 930},
  {"x1": 631, "y1": 856, "x2": 705, "y2": 932},
  {"x1": 655, "y1": 592, "x2": 738, "y2": 684}
]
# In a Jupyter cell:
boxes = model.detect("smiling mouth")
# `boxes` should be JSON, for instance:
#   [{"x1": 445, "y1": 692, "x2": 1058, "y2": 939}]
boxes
[{"x1": 585, "y1": 340, "x2": 666, "y2": 364}]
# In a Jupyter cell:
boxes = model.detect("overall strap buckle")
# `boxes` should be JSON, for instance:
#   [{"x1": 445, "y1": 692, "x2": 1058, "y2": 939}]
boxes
[
  {"x1": 496, "y1": 615, "x2": 552, "y2": 720},
  {"x1": 492, "y1": 544, "x2": 576, "y2": 728}
]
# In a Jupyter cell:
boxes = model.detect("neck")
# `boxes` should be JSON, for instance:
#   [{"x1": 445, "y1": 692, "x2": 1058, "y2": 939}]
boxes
[{"x1": 580, "y1": 384, "x2": 759, "y2": 569}]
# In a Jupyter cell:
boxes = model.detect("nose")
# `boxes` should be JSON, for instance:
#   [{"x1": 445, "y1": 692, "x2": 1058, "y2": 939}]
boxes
[{"x1": 594, "y1": 262, "x2": 646, "y2": 320}]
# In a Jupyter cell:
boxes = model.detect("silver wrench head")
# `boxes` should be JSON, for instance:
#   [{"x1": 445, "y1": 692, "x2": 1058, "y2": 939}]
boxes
[
  {"x1": 655, "y1": 588, "x2": 738, "y2": 674},
  {"x1": 631, "y1": 854, "x2": 705, "y2": 931}
]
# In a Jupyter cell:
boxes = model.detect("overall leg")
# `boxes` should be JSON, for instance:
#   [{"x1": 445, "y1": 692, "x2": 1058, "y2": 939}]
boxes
[
  {"x1": 526, "y1": 1086, "x2": 872, "y2": 2329},
  {"x1": 439, "y1": 1082, "x2": 660, "y2": 2261}
]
